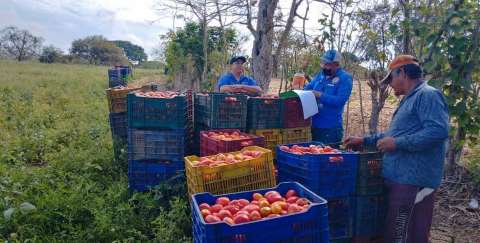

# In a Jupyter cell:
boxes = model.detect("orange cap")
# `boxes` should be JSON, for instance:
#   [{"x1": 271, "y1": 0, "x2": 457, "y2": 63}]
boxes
[{"x1": 381, "y1": 55, "x2": 420, "y2": 84}]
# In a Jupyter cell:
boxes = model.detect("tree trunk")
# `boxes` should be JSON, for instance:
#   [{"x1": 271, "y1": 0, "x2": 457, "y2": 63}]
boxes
[
  {"x1": 401, "y1": 0, "x2": 412, "y2": 54},
  {"x1": 252, "y1": 0, "x2": 280, "y2": 92},
  {"x1": 272, "y1": 0, "x2": 303, "y2": 77},
  {"x1": 202, "y1": 18, "x2": 208, "y2": 91},
  {"x1": 446, "y1": 125, "x2": 465, "y2": 173}
]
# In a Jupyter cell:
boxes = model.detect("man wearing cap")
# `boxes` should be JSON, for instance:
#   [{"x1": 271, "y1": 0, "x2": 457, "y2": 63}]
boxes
[
  {"x1": 216, "y1": 56, "x2": 262, "y2": 94},
  {"x1": 304, "y1": 49, "x2": 353, "y2": 145},
  {"x1": 344, "y1": 55, "x2": 449, "y2": 242}
]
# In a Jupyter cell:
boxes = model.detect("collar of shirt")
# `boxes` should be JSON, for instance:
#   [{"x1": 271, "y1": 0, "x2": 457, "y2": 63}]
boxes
[{"x1": 228, "y1": 72, "x2": 245, "y2": 83}]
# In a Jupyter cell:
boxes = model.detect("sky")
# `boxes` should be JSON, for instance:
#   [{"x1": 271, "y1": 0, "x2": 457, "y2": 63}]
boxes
[{"x1": 0, "y1": 0, "x2": 325, "y2": 60}]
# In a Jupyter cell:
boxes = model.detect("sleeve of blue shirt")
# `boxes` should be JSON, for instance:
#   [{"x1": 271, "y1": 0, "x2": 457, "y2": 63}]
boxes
[
  {"x1": 364, "y1": 133, "x2": 386, "y2": 146},
  {"x1": 304, "y1": 73, "x2": 320, "y2": 90},
  {"x1": 216, "y1": 74, "x2": 230, "y2": 92},
  {"x1": 395, "y1": 90, "x2": 449, "y2": 152},
  {"x1": 318, "y1": 73, "x2": 353, "y2": 107}
]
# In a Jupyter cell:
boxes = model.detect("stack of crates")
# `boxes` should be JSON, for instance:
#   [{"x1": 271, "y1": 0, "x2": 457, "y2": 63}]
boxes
[
  {"x1": 194, "y1": 93, "x2": 248, "y2": 154},
  {"x1": 352, "y1": 152, "x2": 386, "y2": 243},
  {"x1": 247, "y1": 97, "x2": 284, "y2": 158},
  {"x1": 281, "y1": 97, "x2": 312, "y2": 145},
  {"x1": 106, "y1": 86, "x2": 141, "y2": 161},
  {"x1": 127, "y1": 90, "x2": 193, "y2": 191},
  {"x1": 108, "y1": 66, "x2": 132, "y2": 88},
  {"x1": 276, "y1": 142, "x2": 359, "y2": 241}
]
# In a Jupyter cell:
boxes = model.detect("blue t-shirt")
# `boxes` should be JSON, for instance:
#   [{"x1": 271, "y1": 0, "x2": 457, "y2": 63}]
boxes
[
  {"x1": 304, "y1": 68, "x2": 353, "y2": 128},
  {"x1": 216, "y1": 73, "x2": 257, "y2": 91}
]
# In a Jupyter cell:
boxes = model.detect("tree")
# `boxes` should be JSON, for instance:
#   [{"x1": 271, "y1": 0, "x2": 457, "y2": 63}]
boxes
[
  {"x1": 39, "y1": 45, "x2": 64, "y2": 64},
  {"x1": 0, "y1": 26, "x2": 43, "y2": 61},
  {"x1": 70, "y1": 35, "x2": 128, "y2": 65},
  {"x1": 112, "y1": 40, "x2": 148, "y2": 63}
]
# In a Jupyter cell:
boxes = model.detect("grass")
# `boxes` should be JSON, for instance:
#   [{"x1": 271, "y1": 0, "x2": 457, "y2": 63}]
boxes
[{"x1": 0, "y1": 60, "x2": 191, "y2": 242}]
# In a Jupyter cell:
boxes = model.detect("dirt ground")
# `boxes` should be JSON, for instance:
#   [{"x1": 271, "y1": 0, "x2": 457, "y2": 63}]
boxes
[{"x1": 269, "y1": 78, "x2": 480, "y2": 243}]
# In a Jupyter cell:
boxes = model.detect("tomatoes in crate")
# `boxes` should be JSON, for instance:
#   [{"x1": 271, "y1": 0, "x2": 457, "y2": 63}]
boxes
[
  {"x1": 191, "y1": 150, "x2": 264, "y2": 168},
  {"x1": 206, "y1": 131, "x2": 252, "y2": 141},
  {"x1": 135, "y1": 91, "x2": 179, "y2": 98},
  {"x1": 279, "y1": 144, "x2": 341, "y2": 155},
  {"x1": 199, "y1": 189, "x2": 311, "y2": 225}
]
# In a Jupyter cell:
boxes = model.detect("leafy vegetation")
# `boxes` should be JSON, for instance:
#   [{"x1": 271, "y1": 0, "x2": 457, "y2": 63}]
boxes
[{"x1": 0, "y1": 60, "x2": 191, "y2": 242}]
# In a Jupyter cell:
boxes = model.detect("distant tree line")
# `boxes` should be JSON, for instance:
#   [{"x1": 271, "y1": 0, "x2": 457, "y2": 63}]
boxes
[{"x1": 0, "y1": 26, "x2": 149, "y2": 66}]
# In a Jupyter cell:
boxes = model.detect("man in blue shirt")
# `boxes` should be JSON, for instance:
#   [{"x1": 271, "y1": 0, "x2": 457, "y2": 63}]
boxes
[
  {"x1": 345, "y1": 55, "x2": 449, "y2": 242},
  {"x1": 304, "y1": 49, "x2": 353, "y2": 145},
  {"x1": 216, "y1": 56, "x2": 262, "y2": 94}
]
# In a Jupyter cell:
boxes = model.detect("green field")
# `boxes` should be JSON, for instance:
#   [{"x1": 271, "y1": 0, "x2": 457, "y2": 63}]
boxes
[{"x1": 0, "y1": 60, "x2": 191, "y2": 242}]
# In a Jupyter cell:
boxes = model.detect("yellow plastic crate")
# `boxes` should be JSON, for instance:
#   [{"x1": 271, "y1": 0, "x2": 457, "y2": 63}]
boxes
[
  {"x1": 185, "y1": 146, "x2": 276, "y2": 197},
  {"x1": 106, "y1": 86, "x2": 141, "y2": 113},
  {"x1": 248, "y1": 128, "x2": 283, "y2": 158},
  {"x1": 281, "y1": 126, "x2": 312, "y2": 145}
]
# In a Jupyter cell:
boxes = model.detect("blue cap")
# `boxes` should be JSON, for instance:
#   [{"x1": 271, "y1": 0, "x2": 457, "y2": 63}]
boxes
[{"x1": 321, "y1": 50, "x2": 342, "y2": 64}]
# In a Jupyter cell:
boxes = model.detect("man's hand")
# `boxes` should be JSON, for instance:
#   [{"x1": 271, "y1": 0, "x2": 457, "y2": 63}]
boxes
[
  {"x1": 377, "y1": 137, "x2": 396, "y2": 152},
  {"x1": 312, "y1": 91, "x2": 322, "y2": 98},
  {"x1": 344, "y1": 136, "x2": 364, "y2": 149}
]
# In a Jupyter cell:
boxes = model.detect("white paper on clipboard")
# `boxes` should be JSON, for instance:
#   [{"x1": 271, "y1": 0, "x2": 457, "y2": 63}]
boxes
[{"x1": 292, "y1": 90, "x2": 318, "y2": 119}]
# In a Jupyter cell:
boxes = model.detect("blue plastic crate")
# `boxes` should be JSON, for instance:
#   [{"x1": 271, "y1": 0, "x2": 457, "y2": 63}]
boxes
[
  {"x1": 328, "y1": 197, "x2": 354, "y2": 240},
  {"x1": 191, "y1": 182, "x2": 329, "y2": 243},
  {"x1": 127, "y1": 128, "x2": 187, "y2": 161},
  {"x1": 127, "y1": 93, "x2": 191, "y2": 129},
  {"x1": 109, "y1": 112, "x2": 128, "y2": 142},
  {"x1": 354, "y1": 195, "x2": 387, "y2": 236},
  {"x1": 276, "y1": 142, "x2": 359, "y2": 199},
  {"x1": 128, "y1": 159, "x2": 184, "y2": 191}
]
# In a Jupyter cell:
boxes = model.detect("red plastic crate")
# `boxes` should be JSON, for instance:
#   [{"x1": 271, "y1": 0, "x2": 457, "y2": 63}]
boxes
[
  {"x1": 199, "y1": 129, "x2": 265, "y2": 156},
  {"x1": 283, "y1": 98, "x2": 311, "y2": 128}
]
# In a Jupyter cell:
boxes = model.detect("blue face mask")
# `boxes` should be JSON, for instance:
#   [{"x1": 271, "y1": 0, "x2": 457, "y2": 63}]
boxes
[{"x1": 322, "y1": 68, "x2": 333, "y2": 76}]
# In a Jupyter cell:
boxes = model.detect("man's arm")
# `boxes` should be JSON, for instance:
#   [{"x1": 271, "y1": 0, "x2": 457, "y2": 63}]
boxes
[
  {"x1": 394, "y1": 90, "x2": 449, "y2": 152},
  {"x1": 304, "y1": 73, "x2": 320, "y2": 90},
  {"x1": 364, "y1": 133, "x2": 386, "y2": 146},
  {"x1": 318, "y1": 74, "x2": 353, "y2": 107}
]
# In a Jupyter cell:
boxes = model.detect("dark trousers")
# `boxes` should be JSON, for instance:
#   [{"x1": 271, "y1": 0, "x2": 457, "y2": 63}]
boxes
[
  {"x1": 311, "y1": 127, "x2": 343, "y2": 146},
  {"x1": 385, "y1": 180, "x2": 435, "y2": 243}
]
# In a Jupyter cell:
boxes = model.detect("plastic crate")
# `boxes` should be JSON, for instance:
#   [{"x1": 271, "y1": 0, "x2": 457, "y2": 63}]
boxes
[
  {"x1": 352, "y1": 236, "x2": 384, "y2": 243},
  {"x1": 128, "y1": 92, "x2": 191, "y2": 129},
  {"x1": 276, "y1": 142, "x2": 359, "y2": 198},
  {"x1": 247, "y1": 97, "x2": 283, "y2": 129},
  {"x1": 128, "y1": 160, "x2": 184, "y2": 191},
  {"x1": 329, "y1": 238, "x2": 352, "y2": 243},
  {"x1": 356, "y1": 152, "x2": 384, "y2": 196},
  {"x1": 282, "y1": 98, "x2": 311, "y2": 128},
  {"x1": 282, "y1": 127, "x2": 312, "y2": 145},
  {"x1": 191, "y1": 182, "x2": 329, "y2": 243},
  {"x1": 106, "y1": 86, "x2": 141, "y2": 113},
  {"x1": 195, "y1": 93, "x2": 248, "y2": 129},
  {"x1": 109, "y1": 112, "x2": 128, "y2": 142},
  {"x1": 328, "y1": 197, "x2": 354, "y2": 240},
  {"x1": 200, "y1": 129, "x2": 265, "y2": 156},
  {"x1": 128, "y1": 128, "x2": 187, "y2": 161},
  {"x1": 185, "y1": 146, "x2": 276, "y2": 197},
  {"x1": 248, "y1": 128, "x2": 283, "y2": 158},
  {"x1": 354, "y1": 195, "x2": 387, "y2": 237}
]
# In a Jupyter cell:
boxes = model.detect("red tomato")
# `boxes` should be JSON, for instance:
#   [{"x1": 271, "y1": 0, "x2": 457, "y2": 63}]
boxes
[
  {"x1": 285, "y1": 190, "x2": 297, "y2": 199},
  {"x1": 223, "y1": 217, "x2": 234, "y2": 225},
  {"x1": 288, "y1": 204, "x2": 303, "y2": 213},
  {"x1": 243, "y1": 204, "x2": 260, "y2": 213},
  {"x1": 217, "y1": 209, "x2": 233, "y2": 220},
  {"x1": 296, "y1": 198, "x2": 310, "y2": 207},
  {"x1": 249, "y1": 210, "x2": 262, "y2": 221},
  {"x1": 199, "y1": 203, "x2": 210, "y2": 211},
  {"x1": 233, "y1": 214, "x2": 250, "y2": 224},
  {"x1": 201, "y1": 209, "x2": 211, "y2": 217},
  {"x1": 205, "y1": 214, "x2": 221, "y2": 223},
  {"x1": 238, "y1": 199, "x2": 250, "y2": 208},
  {"x1": 266, "y1": 193, "x2": 283, "y2": 204},
  {"x1": 216, "y1": 197, "x2": 230, "y2": 206},
  {"x1": 252, "y1": 193, "x2": 263, "y2": 201},
  {"x1": 260, "y1": 207, "x2": 272, "y2": 217},
  {"x1": 286, "y1": 196, "x2": 299, "y2": 204},
  {"x1": 210, "y1": 204, "x2": 223, "y2": 213},
  {"x1": 223, "y1": 205, "x2": 240, "y2": 215}
]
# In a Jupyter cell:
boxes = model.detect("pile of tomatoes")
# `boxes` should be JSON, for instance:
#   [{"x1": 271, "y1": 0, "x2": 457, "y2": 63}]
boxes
[
  {"x1": 205, "y1": 131, "x2": 252, "y2": 141},
  {"x1": 135, "y1": 91, "x2": 179, "y2": 98},
  {"x1": 199, "y1": 189, "x2": 311, "y2": 225},
  {"x1": 192, "y1": 150, "x2": 263, "y2": 167},
  {"x1": 279, "y1": 144, "x2": 340, "y2": 155}
]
